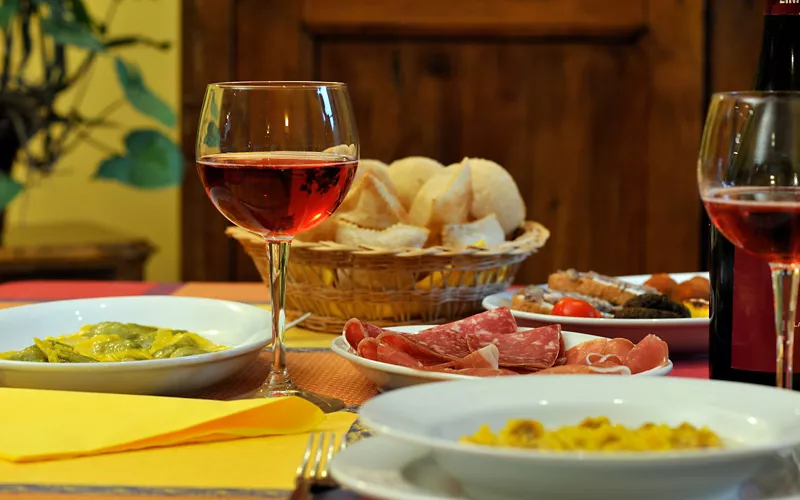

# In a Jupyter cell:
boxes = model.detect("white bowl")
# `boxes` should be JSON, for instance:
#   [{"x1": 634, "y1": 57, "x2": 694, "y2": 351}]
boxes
[
  {"x1": 483, "y1": 272, "x2": 710, "y2": 353},
  {"x1": 358, "y1": 376, "x2": 800, "y2": 500},
  {"x1": 0, "y1": 296, "x2": 271, "y2": 395},
  {"x1": 331, "y1": 325, "x2": 672, "y2": 391}
]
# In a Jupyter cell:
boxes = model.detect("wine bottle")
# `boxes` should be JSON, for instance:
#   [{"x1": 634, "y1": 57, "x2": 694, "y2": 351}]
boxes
[{"x1": 709, "y1": 0, "x2": 800, "y2": 386}]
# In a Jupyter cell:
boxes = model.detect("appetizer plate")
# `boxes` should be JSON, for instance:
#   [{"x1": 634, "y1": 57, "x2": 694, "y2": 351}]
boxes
[
  {"x1": 0, "y1": 296, "x2": 271, "y2": 395},
  {"x1": 331, "y1": 436, "x2": 800, "y2": 500},
  {"x1": 482, "y1": 272, "x2": 710, "y2": 353},
  {"x1": 330, "y1": 326, "x2": 672, "y2": 391},
  {"x1": 357, "y1": 375, "x2": 800, "y2": 500}
]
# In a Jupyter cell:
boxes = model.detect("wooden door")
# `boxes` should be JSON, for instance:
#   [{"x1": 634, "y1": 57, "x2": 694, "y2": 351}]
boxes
[{"x1": 182, "y1": 0, "x2": 717, "y2": 284}]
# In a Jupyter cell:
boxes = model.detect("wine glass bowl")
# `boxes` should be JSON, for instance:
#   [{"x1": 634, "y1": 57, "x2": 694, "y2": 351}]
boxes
[
  {"x1": 196, "y1": 82, "x2": 359, "y2": 411},
  {"x1": 699, "y1": 91, "x2": 800, "y2": 389}
]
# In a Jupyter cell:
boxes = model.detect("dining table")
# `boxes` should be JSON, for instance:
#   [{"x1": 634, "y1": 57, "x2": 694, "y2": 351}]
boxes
[{"x1": 0, "y1": 280, "x2": 709, "y2": 500}]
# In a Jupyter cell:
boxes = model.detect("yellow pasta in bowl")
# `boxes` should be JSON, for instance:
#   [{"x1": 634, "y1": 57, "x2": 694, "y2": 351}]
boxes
[{"x1": 460, "y1": 417, "x2": 722, "y2": 453}]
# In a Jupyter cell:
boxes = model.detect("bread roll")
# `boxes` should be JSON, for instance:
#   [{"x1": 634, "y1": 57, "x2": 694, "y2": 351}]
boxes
[
  {"x1": 339, "y1": 158, "x2": 393, "y2": 212},
  {"x1": 335, "y1": 221, "x2": 429, "y2": 248},
  {"x1": 467, "y1": 158, "x2": 526, "y2": 235},
  {"x1": 338, "y1": 172, "x2": 409, "y2": 229},
  {"x1": 442, "y1": 213, "x2": 505, "y2": 248},
  {"x1": 388, "y1": 156, "x2": 445, "y2": 209},
  {"x1": 408, "y1": 158, "x2": 472, "y2": 241}
]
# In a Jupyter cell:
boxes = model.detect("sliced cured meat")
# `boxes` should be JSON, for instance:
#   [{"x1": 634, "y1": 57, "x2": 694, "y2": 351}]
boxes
[
  {"x1": 625, "y1": 334, "x2": 669, "y2": 374},
  {"x1": 357, "y1": 337, "x2": 379, "y2": 361},
  {"x1": 343, "y1": 318, "x2": 384, "y2": 350},
  {"x1": 453, "y1": 344, "x2": 500, "y2": 370},
  {"x1": 565, "y1": 338, "x2": 608, "y2": 365},
  {"x1": 602, "y1": 338, "x2": 635, "y2": 361},
  {"x1": 533, "y1": 364, "x2": 624, "y2": 375},
  {"x1": 377, "y1": 332, "x2": 452, "y2": 365},
  {"x1": 418, "y1": 364, "x2": 516, "y2": 377},
  {"x1": 585, "y1": 352, "x2": 623, "y2": 369},
  {"x1": 465, "y1": 325, "x2": 561, "y2": 370},
  {"x1": 395, "y1": 329, "x2": 471, "y2": 360},
  {"x1": 555, "y1": 333, "x2": 567, "y2": 366},
  {"x1": 376, "y1": 340, "x2": 423, "y2": 369},
  {"x1": 451, "y1": 367, "x2": 518, "y2": 377},
  {"x1": 418, "y1": 307, "x2": 518, "y2": 337},
  {"x1": 376, "y1": 340, "x2": 422, "y2": 368}
]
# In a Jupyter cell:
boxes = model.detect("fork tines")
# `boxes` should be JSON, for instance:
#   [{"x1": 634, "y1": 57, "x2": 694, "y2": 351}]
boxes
[{"x1": 295, "y1": 432, "x2": 346, "y2": 492}]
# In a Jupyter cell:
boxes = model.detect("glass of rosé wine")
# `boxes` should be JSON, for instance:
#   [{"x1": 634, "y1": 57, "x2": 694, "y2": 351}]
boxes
[
  {"x1": 699, "y1": 91, "x2": 800, "y2": 390},
  {"x1": 196, "y1": 82, "x2": 359, "y2": 411}
]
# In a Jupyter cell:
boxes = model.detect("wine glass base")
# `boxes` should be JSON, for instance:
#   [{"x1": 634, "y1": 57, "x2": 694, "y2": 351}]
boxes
[
  {"x1": 253, "y1": 387, "x2": 346, "y2": 413},
  {"x1": 229, "y1": 370, "x2": 345, "y2": 412}
]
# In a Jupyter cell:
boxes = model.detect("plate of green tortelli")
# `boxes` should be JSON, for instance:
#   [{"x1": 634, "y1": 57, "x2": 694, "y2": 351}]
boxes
[{"x1": 0, "y1": 296, "x2": 271, "y2": 395}]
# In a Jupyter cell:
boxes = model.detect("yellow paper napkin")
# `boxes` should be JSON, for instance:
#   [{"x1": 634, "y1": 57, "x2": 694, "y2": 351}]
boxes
[
  {"x1": 0, "y1": 388, "x2": 324, "y2": 463},
  {"x1": 0, "y1": 411, "x2": 357, "y2": 490}
]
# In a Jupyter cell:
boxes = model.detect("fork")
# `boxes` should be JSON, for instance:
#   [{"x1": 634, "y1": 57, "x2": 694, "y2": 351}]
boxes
[{"x1": 289, "y1": 432, "x2": 347, "y2": 500}]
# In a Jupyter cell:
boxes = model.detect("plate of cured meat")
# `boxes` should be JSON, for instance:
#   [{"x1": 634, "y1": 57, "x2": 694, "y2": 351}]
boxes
[
  {"x1": 482, "y1": 270, "x2": 710, "y2": 353},
  {"x1": 331, "y1": 308, "x2": 672, "y2": 391}
]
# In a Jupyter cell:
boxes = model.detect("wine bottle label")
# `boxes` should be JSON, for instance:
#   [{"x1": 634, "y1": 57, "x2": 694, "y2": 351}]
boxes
[
  {"x1": 731, "y1": 248, "x2": 800, "y2": 371},
  {"x1": 766, "y1": 0, "x2": 800, "y2": 15}
]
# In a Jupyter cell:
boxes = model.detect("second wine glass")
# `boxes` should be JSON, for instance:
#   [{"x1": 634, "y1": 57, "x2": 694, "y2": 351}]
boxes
[
  {"x1": 195, "y1": 82, "x2": 359, "y2": 411},
  {"x1": 699, "y1": 91, "x2": 800, "y2": 390}
]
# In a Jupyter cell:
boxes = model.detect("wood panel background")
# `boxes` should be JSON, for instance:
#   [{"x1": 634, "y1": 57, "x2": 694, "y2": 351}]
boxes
[{"x1": 181, "y1": 0, "x2": 765, "y2": 285}]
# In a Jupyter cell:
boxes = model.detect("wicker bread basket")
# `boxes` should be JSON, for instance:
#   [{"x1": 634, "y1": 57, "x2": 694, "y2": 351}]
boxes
[{"x1": 227, "y1": 221, "x2": 549, "y2": 333}]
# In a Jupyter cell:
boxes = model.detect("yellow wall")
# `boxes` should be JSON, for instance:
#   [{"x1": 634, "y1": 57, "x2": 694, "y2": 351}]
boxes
[{"x1": 5, "y1": 0, "x2": 181, "y2": 281}]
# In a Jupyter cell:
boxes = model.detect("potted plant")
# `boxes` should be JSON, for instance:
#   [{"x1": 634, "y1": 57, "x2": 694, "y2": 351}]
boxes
[{"x1": 0, "y1": 0, "x2": 182, "y2": 238}]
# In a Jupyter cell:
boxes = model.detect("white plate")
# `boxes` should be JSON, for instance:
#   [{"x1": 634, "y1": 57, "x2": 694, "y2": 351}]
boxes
[
  {"x1": 331, "y1": 325, "x2": 672, "y2": 391},
  {"x1": 331, "y1": 435, "x2": 800, "y2": 500},
  {"x1": 0, "y1": 296, "x2": 271, "y2": 395},
  {"x1": 482, "y1": 272, "x2": 710, "y2": 353},
  {"x1": 358, "y1": 375, "x2": 800, "y2": 500}
]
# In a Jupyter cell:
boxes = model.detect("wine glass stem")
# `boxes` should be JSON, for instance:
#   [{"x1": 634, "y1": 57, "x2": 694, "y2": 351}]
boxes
[
  {"x1": 770, "y1": 264, "x2": 800, "y2": 390},
  {"x1": 266, "y1": 240, "x2": 293, "y2": 390}
]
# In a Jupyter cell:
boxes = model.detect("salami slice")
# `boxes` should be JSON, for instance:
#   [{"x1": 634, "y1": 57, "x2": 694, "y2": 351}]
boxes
[
  {"x1": 418, "y1": 307, "x2": 518, "y2": 337},
  {"x1": 357, "y1": 337, "x2": 379, "y2": 361},
  {"x1": 376, "y1": 340, "x2": 423, "y2": 369},
  {"x1": 395, "y1": 329, "x2": 472, "y2": 360},
  {"x1": 377, "y1": 332, "x2": 451, "y2": 365},
  {"x1": 343, "y1": 318, "x2": 384, "y2": 351},
  {"x1": 465, "y1": 325, "x2": 561, "y2": 370}
]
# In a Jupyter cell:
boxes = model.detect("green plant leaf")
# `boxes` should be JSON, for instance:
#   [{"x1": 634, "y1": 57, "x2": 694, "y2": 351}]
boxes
[
  {"x1": 96, "y1": 129, "x2": 184, "y2": 188},
  {"x1": 0, "y1": 172, "x2": 24, "y2": 209},
  {"x1": 210, "y1": 93, "x2": 219, "y2": 120},
  {"x1": 105, "y1": 36, "x2": 170, "y2": 50},
  {"x1": 68, "y1": 0, "x2": 91, "y2": 26},
  {"x1": 114, "y1": 57, "x2": 176, "y2": 127},
  {"x1": 203, "y1": 121, "x2": 220, "y2": 147},
  {"x1": 40, "y1": 16, "x2": 104, "y2": 51},
  {"x1": 0, "y1": 0, "x2": 20, "y2": 27}
]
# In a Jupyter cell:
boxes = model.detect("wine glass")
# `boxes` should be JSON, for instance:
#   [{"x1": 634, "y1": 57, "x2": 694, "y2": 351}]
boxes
[
  {"x1": 195, "y1": 82, "x2": 359, "y2": 411},
  {"x1": 699, "y1": 91, "x2": 800, "y2": 390}
]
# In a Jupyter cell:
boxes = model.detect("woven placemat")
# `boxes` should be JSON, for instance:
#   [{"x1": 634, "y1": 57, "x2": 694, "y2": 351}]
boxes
[{"x1": 193, "y1": 351, "x2": 378, "y2": 406}]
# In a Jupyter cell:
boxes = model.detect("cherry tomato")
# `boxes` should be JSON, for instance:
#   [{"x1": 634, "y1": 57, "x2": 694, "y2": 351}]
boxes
[{"x1": 552, "y1": 298, "x2": 602, "y2": 318}]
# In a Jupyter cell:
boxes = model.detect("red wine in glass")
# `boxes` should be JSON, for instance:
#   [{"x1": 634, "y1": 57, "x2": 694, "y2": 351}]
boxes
[
  {"x1": 703, "y1": 187, "x2": 800, "y2": 265},
  {"x1": 197, "y1": 152, "x2": 358, "y2": 237}
]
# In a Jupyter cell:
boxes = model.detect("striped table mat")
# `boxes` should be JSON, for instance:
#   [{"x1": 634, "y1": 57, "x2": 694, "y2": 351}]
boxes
[{"x1": 0, "y1": 280, "x2": 709, "y2": 499}]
